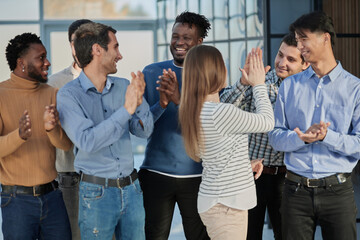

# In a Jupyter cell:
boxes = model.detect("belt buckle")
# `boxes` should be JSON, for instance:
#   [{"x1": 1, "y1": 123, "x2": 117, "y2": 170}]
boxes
[
  {"x1": 336, "y1": 174, "x2": 347, "y2": 184},
  {"x1": 274, "y1": 167, "x2": 279, "y2": 175},
  {"x1": 33, "y1": 186, "x2": 40, "y2": 196},
  {"x1": 306, "y1": 178, "x2": 318, "y2": 188},
  {"x1": 116, "y1": 178, "x2": 121, "y2": 188}
]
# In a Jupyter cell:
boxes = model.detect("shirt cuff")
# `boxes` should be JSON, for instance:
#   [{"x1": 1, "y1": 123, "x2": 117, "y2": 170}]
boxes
[
  {"x1": 135, "y1": 100, "x2": 150, "y2": 119},
  {"x1": 151, "y1": 101, "x2": 166, "y2": 122},
  {"x1": 111, "y1": 107, "x2": 132, "y2": 129},
  {"x1": 320, "y1": 128, "x2": 337, "y2": 147}
]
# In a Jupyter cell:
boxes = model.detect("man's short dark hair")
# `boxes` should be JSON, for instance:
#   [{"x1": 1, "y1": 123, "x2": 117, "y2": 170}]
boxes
[
  {"x1": 68, "y1": 19, "x2": 92, "y2": 42},
  {"x1": 74, "y1": 22, "x2": 116, "y2": 68},
  {"x1": 5, "y1": 33, "x2": 42, "y2": 71},
  {"x1": 281, "y1": 32, "x2": 305, "y2": 63},
  {"x1": 289, "y1": 11, "x2": 336, "y2": 49},
  {"x1": 174, "y1": 11, "x2": 211, "y2": 39}
]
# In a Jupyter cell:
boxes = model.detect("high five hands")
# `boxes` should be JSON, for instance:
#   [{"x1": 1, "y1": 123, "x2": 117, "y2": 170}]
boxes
[
  {"x1": 157, "y1": 68, "x2": 180, "y2": 108},
  {"x1": 240, "y1": 47, "x2": 271, "y2": 86},
  {"x1": 294, "y1": 121, "x2": 331, "y2": 143}
]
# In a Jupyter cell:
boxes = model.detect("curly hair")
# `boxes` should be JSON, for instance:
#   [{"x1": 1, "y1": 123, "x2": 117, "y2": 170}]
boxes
[
  {"x1": 6, "y1": 33, "x2": 42, "y2": 71},
  {"x1": 174, "y1": 11, "x2": 211, "y2": 39}
]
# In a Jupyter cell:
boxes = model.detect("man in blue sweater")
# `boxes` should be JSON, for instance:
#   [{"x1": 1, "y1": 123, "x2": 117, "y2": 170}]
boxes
[{"x1": 138, "y1": 11, "x2": 211, "y2": 240}]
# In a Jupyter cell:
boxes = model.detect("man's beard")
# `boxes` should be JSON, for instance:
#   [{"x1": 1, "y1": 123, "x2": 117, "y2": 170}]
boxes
[
  {"x1": 27, "y1": 63, "x2": 47, "y2": 83},
  {"x1": 170, "y1": 47, "x2": 184, "y2": 65}
]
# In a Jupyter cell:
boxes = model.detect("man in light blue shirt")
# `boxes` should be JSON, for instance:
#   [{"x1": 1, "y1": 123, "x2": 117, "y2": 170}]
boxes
[
  {"x1": 57, "y1": 22, "x2": 153, "y2": 239},
  {"x1": 268, "y1": 12, "x2": 359, "y2": 240}
]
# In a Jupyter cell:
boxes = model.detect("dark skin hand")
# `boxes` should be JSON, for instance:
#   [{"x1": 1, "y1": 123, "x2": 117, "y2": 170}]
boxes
[
  {"x1": 19, "y1": 110, "x2": 32, "y2": 140},
  {"x1": 44, "y1": 104, "x2": 60, "y2": 131},
  {"x1": 157, "y1": 68, "x2": 180, "y2": 108}
]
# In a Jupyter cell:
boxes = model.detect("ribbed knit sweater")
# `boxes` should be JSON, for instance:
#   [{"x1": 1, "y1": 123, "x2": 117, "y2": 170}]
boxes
[
  {"x1": 0, "y1": 73, "x2": 72, "y2": 186},
  {"x1": 199, "y1": 85, "x2": 274, "y2": 199}
]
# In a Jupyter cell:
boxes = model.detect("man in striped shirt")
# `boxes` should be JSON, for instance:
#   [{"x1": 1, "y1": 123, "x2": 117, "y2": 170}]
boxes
[{"x1": 220, "y1": 33, "x2": 309, "y2": 240}]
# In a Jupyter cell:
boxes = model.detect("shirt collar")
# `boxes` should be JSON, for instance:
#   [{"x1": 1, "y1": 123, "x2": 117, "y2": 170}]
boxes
[
  {"x1": 172, "y1": 60, "x2": 183, "y2": 69},
  {"x1": 327, "y1": 61, "x2": 342, "y2": 82},
  {"x1": 267, "y1": 68, "x2": 282, "y2": 85},
  {"x1": 79, "y1": 71, "x2": 113, "y2": 93},
  {"x1": 306, "y1": 61, "x2": 343, "y2": 82}
]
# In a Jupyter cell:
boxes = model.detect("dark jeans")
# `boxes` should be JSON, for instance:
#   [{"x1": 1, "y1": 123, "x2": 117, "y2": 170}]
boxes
[
  {"x1": 58, "y1": 172, "x2": 80, "y2": 240},
  {"x1": 247, "y1": 173, "x2": 285, "y2": 240},
  {"x1": 1, "y1": 188, "x2": 71, "y2": 240},
  {"x1": 281, "y1": 177, "x2": 357, "y2": 240},
  {"x1": 138, "y1": 169, "x2": 209, "y2": 240}
]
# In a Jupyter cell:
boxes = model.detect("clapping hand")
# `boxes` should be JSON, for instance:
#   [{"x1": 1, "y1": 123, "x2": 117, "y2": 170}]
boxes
[
  {"x1": 156, "y1": 68, "x2": 180, "y2": 108},
  {"x1": 19, "y1": 110, "x2": 31, "y2": 140}
]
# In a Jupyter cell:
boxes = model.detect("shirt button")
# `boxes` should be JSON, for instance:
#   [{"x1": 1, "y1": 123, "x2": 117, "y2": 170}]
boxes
[
  {"x1": 316, "y1": 105, "x2": 320, "y2": 107},
  {"x1": 117, "y1": 157, "x2": 119, "y2": 160},
  {"x1": 104, "y1": 109, "x2": 107, "y2": 112},
  {"x1": 318, "y1": 85, "x2": 322, "y2": 89}
]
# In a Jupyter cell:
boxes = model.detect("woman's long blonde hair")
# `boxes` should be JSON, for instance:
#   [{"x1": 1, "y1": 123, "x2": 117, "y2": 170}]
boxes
[{"x1": 179, "y1": 45, "x2": 227, "y2": 162}]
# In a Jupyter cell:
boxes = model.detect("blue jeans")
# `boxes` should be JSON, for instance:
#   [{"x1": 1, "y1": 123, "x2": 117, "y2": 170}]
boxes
[
  {"x1": 79, "y1": 179, "x2": 145, "y2": 240},
  {"x1": 1, "y1": 188, "x2": 71, "y2": 240}
]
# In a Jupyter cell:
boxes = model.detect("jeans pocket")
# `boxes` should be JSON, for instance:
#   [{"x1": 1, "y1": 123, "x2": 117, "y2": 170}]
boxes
[
  {"x1": 284, "y1": 179, "x2": 301, "y2": 194},
  {"x1": 132, "y1": 180, "x2": 143, "y2": 194},
  {"x1": 329, "y1": 180, "x2": 353, "y2": 195},
  {"x1": 80, "y1": 182, "x2": 105, "y2": 200},
  {"x1": 1, "y1": 194, "x2": 12, "y2": 208}
]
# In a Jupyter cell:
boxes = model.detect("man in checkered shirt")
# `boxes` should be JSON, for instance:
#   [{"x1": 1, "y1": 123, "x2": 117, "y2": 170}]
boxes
[{"x1": 220, "y1": 33, "x2": 309, "y2": 240}]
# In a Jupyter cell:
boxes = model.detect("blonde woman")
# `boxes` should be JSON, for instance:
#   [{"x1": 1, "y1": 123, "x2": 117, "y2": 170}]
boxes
[{"x1": 179, "y1": 45, "x2": 274, "y2": 240}]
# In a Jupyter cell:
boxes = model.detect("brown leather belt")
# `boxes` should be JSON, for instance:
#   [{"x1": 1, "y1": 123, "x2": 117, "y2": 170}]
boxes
[
  {"x1": 286, "y1": 170, "x2": 351, "y2": 188},
  {"x1": 262, "y1": 166, "x2": 287, "y2": 175},
  {"x1": 81, "y1": 169, "x2": 138, "y2": 188},
  {"x1": 1, "y1": 181, "x2": 58, "y2": 196}
]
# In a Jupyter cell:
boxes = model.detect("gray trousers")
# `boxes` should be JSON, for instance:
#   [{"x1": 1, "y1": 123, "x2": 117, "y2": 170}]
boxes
[{"x1": 58, "y1": 172, "x2": 80, "y2": 240}]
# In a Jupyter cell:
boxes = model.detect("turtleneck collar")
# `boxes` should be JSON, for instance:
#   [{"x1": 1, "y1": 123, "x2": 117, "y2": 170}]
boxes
[{"x1": 9, "y1": 72, "x2": 41, "y2": 90}]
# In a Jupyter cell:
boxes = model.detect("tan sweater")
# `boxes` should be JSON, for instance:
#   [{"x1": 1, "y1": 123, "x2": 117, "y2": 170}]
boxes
[{"x1": 0, "y1": 73, "x2": 72, "y2": 186}]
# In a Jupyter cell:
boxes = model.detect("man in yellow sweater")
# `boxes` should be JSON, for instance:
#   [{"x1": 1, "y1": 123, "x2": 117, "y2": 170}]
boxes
[{"x1": 0, "y1": 33, "x2": 72, "y2": 239}]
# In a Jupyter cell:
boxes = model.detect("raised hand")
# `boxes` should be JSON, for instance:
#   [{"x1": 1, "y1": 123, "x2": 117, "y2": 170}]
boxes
[
  {"x1": 294, "y1": 121, "x2": 331, "y2": 143},
  {"x1": 19, "y1": 110, "x2": 31, "y2": 140},
  {"x1": 156, "y1": 68, "x2": 180, "y2": 108},
  {"x1": 44, "y1": 104, "x2": 59, "y2": 131},
  {"x1": 240, "y1": 48, "x2": 271, "y2": 86},
  {"x1": 244, "y1": 48, "x2": 266, "y2": 86},
  {"x1": 251, "y1": 158, "x2": 264, "y2": 180}
]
